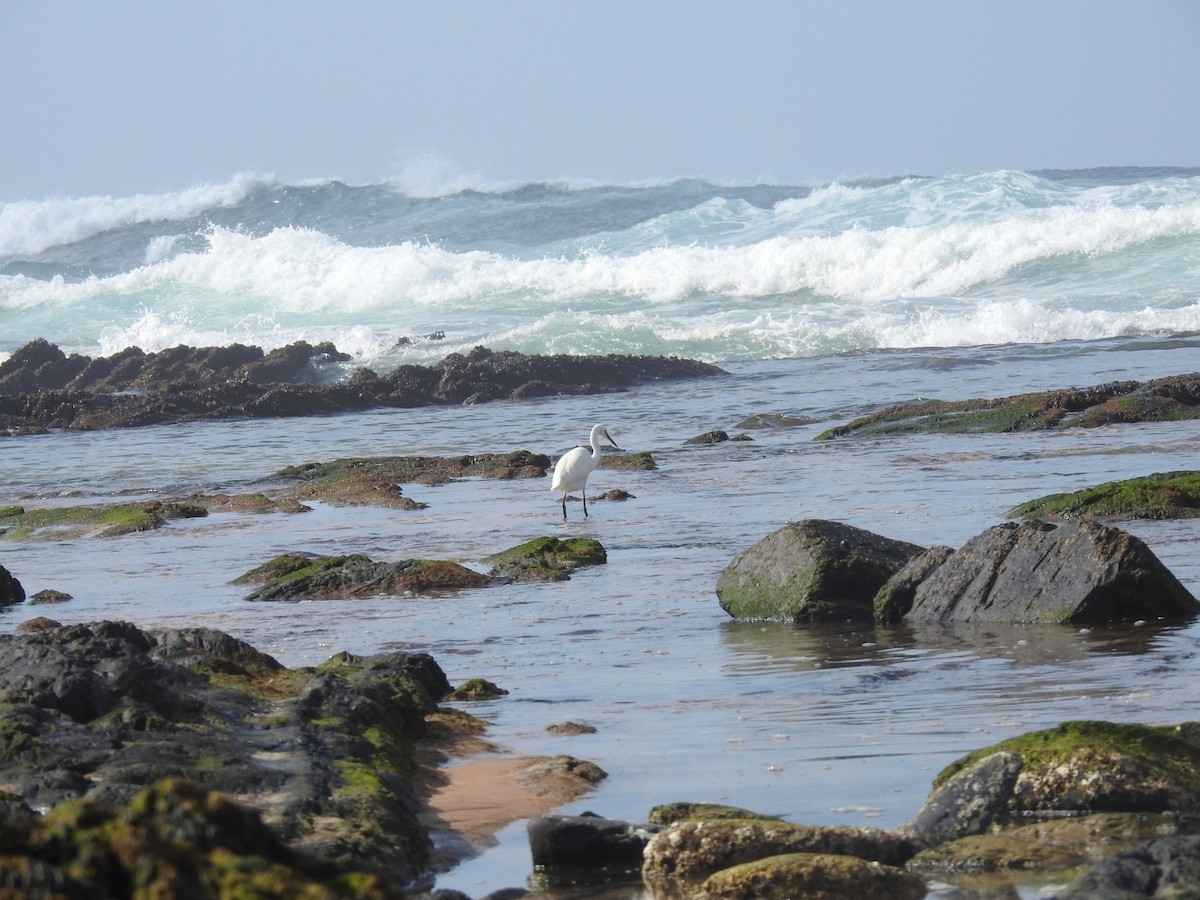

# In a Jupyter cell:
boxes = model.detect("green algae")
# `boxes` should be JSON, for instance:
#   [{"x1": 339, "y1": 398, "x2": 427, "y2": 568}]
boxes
[
  {"x1": 935, "y1": 720, "x2": 1200, "y2": 813},
  {"x1": 485, "y1": 536, "x2": 607, "y2": 582},
  {"x1": 447, "y1": 677, "x2": 509, "y2": 701},
  {"x1": 648, "y1": 802, "x2": 784, "y2": 825},
  {"x1": 1008, "y1": 470, "x2": 1200, "y2": 522}
]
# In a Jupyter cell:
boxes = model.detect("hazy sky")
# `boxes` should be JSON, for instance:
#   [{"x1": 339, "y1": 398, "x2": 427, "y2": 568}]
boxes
[{"x1": 1, "y1": 0, "x2": 1197, "y2": 200}]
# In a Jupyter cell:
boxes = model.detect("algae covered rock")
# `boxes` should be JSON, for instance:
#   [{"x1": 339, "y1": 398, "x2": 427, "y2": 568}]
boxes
[
  {"x1": 693, "y1": 852, "x2": 926, "y2": 900},
  {"x1": 648, "y1": 802, "x2": 784, "y2": 825},
  {"x1": 486, "y1": 536, "x2": 607, "y2": 582},
  {"x1": 897, "y1": 520, "x2": 1199, "y2": 625},
  {"x1": 814, "y1": 373, "x2": 1200, "y2": 440},
  {"x1": 1009, "y1": 470, "x2": 1200, "y2": 522},
  {"x1": 936, "y1": 720, "x2": 1200, "y2": 815},
  {"x1": 642, "y1": 819, "x2": 918, "y2": 882},
  {"x1": 0, "y1": 620, "x2": 456, "y2": 886},
  {"x1": 0, "y1": 777, "x2": 402, "y2": 899},
  {"x1": 236, "y1": 552, "x2": 493, "y2": 600},
  {"x1": 716, "y1": 519, "x2": 924, "y2": 622}
]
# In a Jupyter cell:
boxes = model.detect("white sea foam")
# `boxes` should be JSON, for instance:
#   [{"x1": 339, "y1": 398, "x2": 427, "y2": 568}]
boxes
[
  {"x1": 0, "y1": 172, "x2": 272, "y2": 257},
  {"x1": 2, "y1": 169, "x2": 1198, "y2": 363}
]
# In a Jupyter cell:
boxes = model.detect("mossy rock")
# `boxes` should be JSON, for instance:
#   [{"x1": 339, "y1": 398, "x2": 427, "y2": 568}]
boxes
[
  {"x1": 272, "y1": 451, "x2": 550, "y2": 505},
  {"x1": 694, "y1": 852, "x2": 926, "y2": 900},
  {"x1": 815, "y1": 375, "x2": 1200, "y2": 440},
  {"x1": 599, "y1": 450, "x2": 657, "y2": 471},
  {"x1": 0, "y1": 497, "x2": 212, "y2": 540},
  {"x1": 1009, "y1": 470, "x2": 1200, "y2": 522},
  {"x1": 908, "y1": 811, "x2": 1182, "y2": 876},
  {"x1": 936, "y1": 721, "x2": 1200, "y2": 814},
  {"x1": 0, "y1": 776, "x2": 402, "y2": 898},
  {"x1": 447, "y1": 677, "x2": 508, "y2": 701},
  {"x1": 648, "y1": 802, "x2": 783, "y2": 825},
  {"x1": 642, "y1": 819, "x2": 919, "y2": 881},
  {"x1": 235, "y1": 553, "x2": 493, "y2": 600},
  {"x1": 486, "y1": 536, "x2": 607, "y2": 582}
]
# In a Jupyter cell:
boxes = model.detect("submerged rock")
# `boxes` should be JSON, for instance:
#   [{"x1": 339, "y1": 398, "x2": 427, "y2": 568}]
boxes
[
  {"x1": 815, "y1": 372, "x2": 1200, "y2": 439},
  {"x1": 896, "y1": 520, "x2": 1199, "y2": 625},
  {"x1": 716, "y1": 519, "x2": 924, "y2": 622},
  {"x1": 1009, "y1": 469, "x2": 1200, "y2": 522},
  {"x1": 485, "y1": 536, "x2": 607, "y2": 582},
  {"x1": 236, "y1": 553, "x2": 493, "y2": 600},
  {"x1": 1057, "y1": 834, "x2": 1200, "y2": 899}
]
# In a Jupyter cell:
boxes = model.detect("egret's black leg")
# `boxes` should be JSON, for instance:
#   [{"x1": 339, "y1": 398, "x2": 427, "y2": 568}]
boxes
[
  {"x1": 561, "y1": 495, "x2": 568, "y2": 520},
  {"x1": 583, "y1": 489, "x2": 588, "y2": 518}
]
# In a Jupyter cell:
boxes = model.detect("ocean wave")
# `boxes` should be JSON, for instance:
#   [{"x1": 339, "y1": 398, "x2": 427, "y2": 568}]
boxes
[{"x1": 0, "y1": 172, "x2": 275, "y2": 258}]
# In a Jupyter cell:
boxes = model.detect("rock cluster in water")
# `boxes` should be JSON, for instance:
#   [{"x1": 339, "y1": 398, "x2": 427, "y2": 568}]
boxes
[
  {"x1": 717, "y1": 518, "x2": 1200, "y2": 626},
  {"x1": 0, "y1": 338, "x2": 726, "y2": 433}
]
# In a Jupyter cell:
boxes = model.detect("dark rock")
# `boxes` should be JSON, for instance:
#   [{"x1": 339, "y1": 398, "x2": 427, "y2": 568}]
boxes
[
  {"x1": 902, "y1": 521, "x2": 1199, "y2": 625},
  {"x1": 28, "y1": 589, "x2": 73, "y2": 604},
  {"x1": 872, "y1": 545, "x2": 954, "y2": 622},
  {"x1": 1056, "y1": 834, "x2": 1200, "y2": 899},
  {"x1": 716, "y1": 520, "x2": 925, "y2": 622},
  {"x1": 0, "y1": 620, "x2": 457, "y2": 886},
  {"x1": 0, "y1": 341, "x2": 724, "y2": 432},
  {"x1": 0, "y1": 565, "x2": 25, "y2": 605},
  {"x1": 901, "y1": 751, "x2": 1023, "y2": 845},
  {"x1": 528, "y1": 814, "x2": 662, "y2": 870},
  {"x1": 685, "y1": 430, "x2": 730, "y2": 444}
]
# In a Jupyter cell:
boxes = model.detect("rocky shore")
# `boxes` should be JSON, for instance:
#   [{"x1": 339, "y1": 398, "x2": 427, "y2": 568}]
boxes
[
  {"x1": 6, "y1": 343, "x2": 1200, "y2": 897},
  {"x1": 0, "y1": 339, "x2": 726, "y2": 433}
]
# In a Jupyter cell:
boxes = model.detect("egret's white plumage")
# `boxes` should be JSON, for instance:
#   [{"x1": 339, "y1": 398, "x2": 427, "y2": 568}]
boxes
[{"x1": 551, "y1": 423, "x2": 621, "y2": 519}]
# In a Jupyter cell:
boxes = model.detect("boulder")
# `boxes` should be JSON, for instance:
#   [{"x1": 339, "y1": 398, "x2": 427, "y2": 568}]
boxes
[
  {"x1": 900, "y1": 751, "x2": 1022, "y2": 845},
  {"x1": 0, "y1": 564, "x2": 24, "y2": 605},
  {"x1": 0, "y1": 620, "x2": 456, "y2": 884},
  {"x1": 716, "y1": 520, "x2": 925, "y2": 622},
  {"x1": 932, "y1": 720, "x2": 1200, "y2": 816},
  {"x1": 897, "y1": 520, "x2": 1199, "y2": 625},
  {"x1": 527, "y1": 813, "x2": 661, "y2": 870}
]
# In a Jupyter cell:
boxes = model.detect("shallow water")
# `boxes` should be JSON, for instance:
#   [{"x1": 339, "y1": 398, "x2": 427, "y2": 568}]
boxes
[{"x1": 3, "y1": 337, "x2": 1200, "y2": 898}]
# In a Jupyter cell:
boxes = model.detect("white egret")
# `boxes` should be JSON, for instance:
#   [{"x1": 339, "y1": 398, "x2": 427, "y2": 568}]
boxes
[{"x1": 551, "y1": 424, "x2": 621, "y2": 519}]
